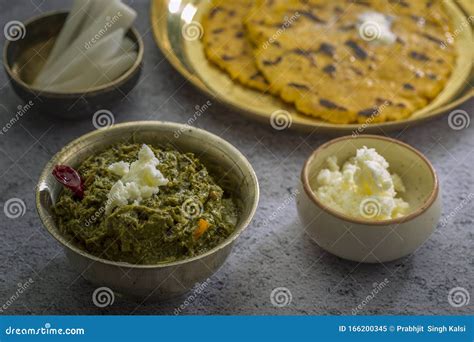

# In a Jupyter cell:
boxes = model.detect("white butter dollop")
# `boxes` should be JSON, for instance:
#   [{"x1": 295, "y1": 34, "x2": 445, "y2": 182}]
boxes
[
  {"x1": 105, "y1": 144, "x2": 168, "y2": 214},
  {"x1": 357, "y1": 11, "x2": 396, "y2": 45},
  {"x1": 315, "y1": 146, "x2": 409, "y2": 220}
]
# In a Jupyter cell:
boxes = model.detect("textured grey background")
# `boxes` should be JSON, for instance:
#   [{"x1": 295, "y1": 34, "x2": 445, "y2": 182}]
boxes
[{"x1": 0, "y1": 0, "x2": 472, "y2": 315}]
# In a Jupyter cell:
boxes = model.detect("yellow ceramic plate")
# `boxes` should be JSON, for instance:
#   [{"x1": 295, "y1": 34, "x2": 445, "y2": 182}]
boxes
[
  {"x1": 457, "y1": 0, "x2": 474, "y2": 83},
  {"x1": 151, "y1": 0, "x2": 473, "y2": 134}
]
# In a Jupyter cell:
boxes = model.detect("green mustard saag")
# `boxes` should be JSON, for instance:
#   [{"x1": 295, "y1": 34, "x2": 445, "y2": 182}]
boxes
[{"x1": 52, "y1": 143, "x2": 239, "y2": 264}]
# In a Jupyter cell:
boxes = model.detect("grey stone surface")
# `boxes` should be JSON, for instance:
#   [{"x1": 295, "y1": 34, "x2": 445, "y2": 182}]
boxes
[{"x1": 0, "y1": 0, "x2": 472, "y2": 315}]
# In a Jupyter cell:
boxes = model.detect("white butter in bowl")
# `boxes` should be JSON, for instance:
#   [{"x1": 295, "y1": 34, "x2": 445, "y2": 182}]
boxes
[
  {"x1": 106, "y1": 144, "x2": 169, "y2": 214},
  {"x1": 315, "y1": 146, "x2": 409, "y2": 221},
  {"x1": 297, "y1": 135, "x2": 441, "y2": 263}
]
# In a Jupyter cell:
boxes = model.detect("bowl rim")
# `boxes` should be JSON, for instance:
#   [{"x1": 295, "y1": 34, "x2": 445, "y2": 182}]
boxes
[
  {"x1": 35, "y1": 121, "x2": 260, "y2": 268},
  {"x1": 301, "y1": 134, "x2": 439, "y2": 226},
  {"x1": 3, "y1": 10, "x2": 144, "y2": 97}
]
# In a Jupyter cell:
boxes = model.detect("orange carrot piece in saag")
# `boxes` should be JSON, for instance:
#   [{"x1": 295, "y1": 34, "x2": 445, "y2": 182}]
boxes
[{"x1": 194, "y1": 218, "x2": 210, "y2": 240}]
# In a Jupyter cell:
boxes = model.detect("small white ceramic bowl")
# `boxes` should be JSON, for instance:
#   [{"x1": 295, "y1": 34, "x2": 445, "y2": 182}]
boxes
[{"x1": 296, "y1": 135, "x2": 440, "y2": 263}]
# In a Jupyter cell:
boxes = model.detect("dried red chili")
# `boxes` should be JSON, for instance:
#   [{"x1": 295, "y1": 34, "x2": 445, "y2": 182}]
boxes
[{"x1": 52, "y1": 165, "x2": 84, "y2": 200}]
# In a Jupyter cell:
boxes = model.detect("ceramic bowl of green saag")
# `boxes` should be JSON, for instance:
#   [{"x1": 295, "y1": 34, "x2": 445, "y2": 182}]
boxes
[{"x1": 36, "y1": 121, "x2": 259, "y2": 301}]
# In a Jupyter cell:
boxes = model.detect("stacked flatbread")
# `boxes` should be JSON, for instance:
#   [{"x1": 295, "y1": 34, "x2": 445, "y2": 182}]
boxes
[{"x1": 202, "y1": 0, "x2": 456, "y2": 124}]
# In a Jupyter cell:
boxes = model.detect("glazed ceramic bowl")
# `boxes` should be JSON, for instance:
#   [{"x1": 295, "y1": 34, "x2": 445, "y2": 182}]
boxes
[
  {"x1": 36, "y1": 121, "x2": 259, "y2": 301},
  {"x1": 296, "y1": 135, "x2": 440, "y2": 263},
  {"x1": 3, "y1": 11, "x2": 144, "y2": 119}
]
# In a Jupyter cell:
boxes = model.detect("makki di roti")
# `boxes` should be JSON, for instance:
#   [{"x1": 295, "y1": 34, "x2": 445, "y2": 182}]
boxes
[
  {"x1": 52, "y1": 143, "x2": 239, "y2": 264},
  {"x1": 202, "y1": 0, "x2": 272, "y2": 93},
  {"x1": 202, "y1": 0, "x2": 456, "y2": 124}
]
